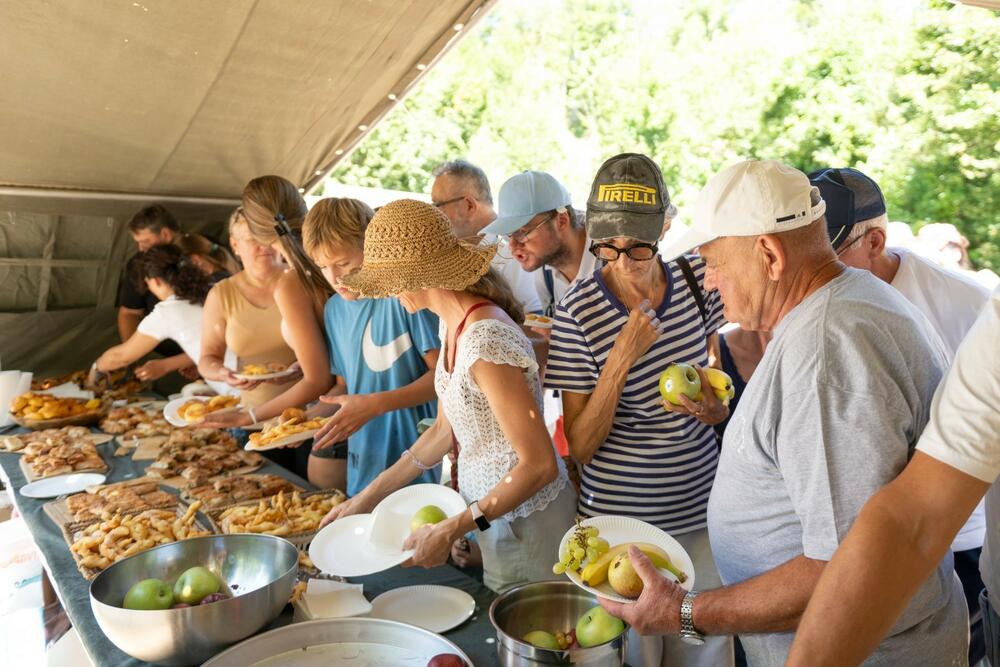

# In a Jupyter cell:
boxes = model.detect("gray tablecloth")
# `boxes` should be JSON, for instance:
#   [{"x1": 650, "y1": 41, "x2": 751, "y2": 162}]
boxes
[{"x1": 0, "y1": 433, "x2": 498, "y2": 666}]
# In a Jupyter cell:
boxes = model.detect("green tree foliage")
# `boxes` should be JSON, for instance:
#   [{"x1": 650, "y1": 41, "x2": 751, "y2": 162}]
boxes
[{"x1": 330, "y1": 0, "x2": 1000, "y2": 270}]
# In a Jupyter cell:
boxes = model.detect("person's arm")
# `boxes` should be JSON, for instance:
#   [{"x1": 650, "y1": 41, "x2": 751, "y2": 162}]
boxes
[
  {"x1": 561, "y1": 303, "x2": 665, "y2": 464},
  {"x1": 312, "y1": 349, "x2": 440, "y2": 448},
  {"x1": 601, "y1": 548, "x2": 825, "y2": 635},
  {"x1": 319, "y1": 401, "x2": 454, "y2": 525},
  {"x1": 786, "y1": 452, "x2": 990, "y2": 667},
  {"x1": 135, "y1": 353, "x2": 194, "y2": 382},
  {"x1": 117, "y1": 307, "x2": 144, "y2": 342},
  {"x1": 93, "y1": 332, "x2": 159, "y2": 374},
  {"x1": 403, "y1": 356, "x2": 560, "y2": 567},
  {"x1": 197, "y1": 286, "x2": 260, "y2": 391}
]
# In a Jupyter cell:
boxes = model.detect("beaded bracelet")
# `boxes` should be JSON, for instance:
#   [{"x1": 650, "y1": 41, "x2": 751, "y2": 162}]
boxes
[{"x1": 402, "y1": 449, "x2": 433, "y2": 471}]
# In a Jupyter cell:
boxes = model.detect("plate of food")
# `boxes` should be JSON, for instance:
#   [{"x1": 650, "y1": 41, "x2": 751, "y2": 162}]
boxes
[
  {"x1": 246, "y1": 408, "x2": 329, "y2": 451},
  {"x1": 233, "y1": 362, "x2": 295, "y2": 381},
  {"x1": 9, "y1": 392, "x2": 108, "y2": 429},
  {"x1": 163, "y1": 395, "x2": 241, "y2": 427},
  {"x1": 210, "y1": 490, "x2": 346, "y2": 542},
  {"x1": 18, "y1": 433, "x2": 110, "y2": 481},
  {"x1": 0, "y1": 426, "x2": 113, "y2": 453},
  {"x1": 524, "y1": 313, "x2": 555, "y2": 329},
  {"x1": 555, "y1": 515, "x2": 694, "y2": 603}
]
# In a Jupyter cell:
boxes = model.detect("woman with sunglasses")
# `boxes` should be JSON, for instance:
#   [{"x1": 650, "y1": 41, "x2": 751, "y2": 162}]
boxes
[{"x1": 545, "y1": 154, "x2": 733, "y2": 667}]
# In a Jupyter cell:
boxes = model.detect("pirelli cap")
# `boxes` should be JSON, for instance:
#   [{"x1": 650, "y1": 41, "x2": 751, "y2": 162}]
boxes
[
  {"x1": 660, "y1": 159, "x2": 827, "y2": 260},
  {"x1": 586, "y1": 153, "x2": 678, "y2": 243}
]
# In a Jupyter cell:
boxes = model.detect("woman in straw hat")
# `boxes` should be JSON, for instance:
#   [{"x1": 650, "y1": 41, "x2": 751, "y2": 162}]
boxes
[{"x1": 319, "y1": 198, "x2": 577, "y2": 592}]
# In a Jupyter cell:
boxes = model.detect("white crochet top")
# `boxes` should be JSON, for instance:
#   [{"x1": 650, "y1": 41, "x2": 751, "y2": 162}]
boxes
[{"x1": 435, "y1": 318, "x2": 568, "y2": 521}]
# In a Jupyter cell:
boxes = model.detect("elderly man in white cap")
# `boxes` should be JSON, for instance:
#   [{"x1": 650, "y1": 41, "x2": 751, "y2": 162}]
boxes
[
  {"x1": 599, "y1": 160, "x2": 967, "y2": 666},
  {"x1": 482, "y1": 171, "x2": 598, "y2": 319}
]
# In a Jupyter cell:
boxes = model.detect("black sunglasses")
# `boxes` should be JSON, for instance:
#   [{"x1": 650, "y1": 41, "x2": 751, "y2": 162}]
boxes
[{"x1": 589, "y1": 242, "x2": 658, "y2": 261}]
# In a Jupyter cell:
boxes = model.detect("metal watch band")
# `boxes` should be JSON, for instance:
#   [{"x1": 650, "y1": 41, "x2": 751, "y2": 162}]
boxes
[
  {"x1": 470, "y1": 500, "x2": 491, "y2": 532},
  {"x1": 680, "y1": 591, "x2": 705, "y2": 643}
]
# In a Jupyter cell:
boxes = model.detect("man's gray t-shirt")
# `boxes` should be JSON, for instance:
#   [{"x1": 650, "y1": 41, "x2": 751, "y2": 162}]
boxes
[{"x1": 707, "y1": 269, "x2": 967, "y2": 666}]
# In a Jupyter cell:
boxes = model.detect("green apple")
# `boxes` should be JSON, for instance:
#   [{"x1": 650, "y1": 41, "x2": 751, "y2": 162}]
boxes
[
  {"x1": 123, "y1": 578, "x2": 173, "y2": 610},
  {"x1": 575, "y1": 605, "x2": 625, "y2": 647},
  {"x1": 410, "y1": 504, "x2": 448, "y2": 532},
  {"x1": 522, "y1": 630, "x2": 561, "y2": 649},
  {"x1": 658, "y1": 363, "x2": 702, "y2": 406},
  {"x1": 173, "y1": 566, "x2": 221, "y2": 605}
]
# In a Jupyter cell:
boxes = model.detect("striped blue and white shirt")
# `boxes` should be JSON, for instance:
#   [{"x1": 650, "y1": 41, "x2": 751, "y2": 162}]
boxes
[{"x1": 545, "y1": 256, "x2": 726, "y2": 535}]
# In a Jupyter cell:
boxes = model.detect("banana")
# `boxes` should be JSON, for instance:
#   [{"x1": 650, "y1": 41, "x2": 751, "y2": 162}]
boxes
[
  {"x1": 580, "y1": 542, "x2": 687, "y2": 586},
  {"x1": 693, "y1": 367, "x2": 735, "y2": 406}
]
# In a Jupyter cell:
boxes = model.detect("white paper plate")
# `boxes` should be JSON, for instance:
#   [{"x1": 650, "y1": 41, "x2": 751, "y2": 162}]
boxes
[
  {"x1": 19, "y1": 472, "x2": 107, "y2": 499},
  {"x1": 245, "y1": 427, "x2": 321, "y2": 452},
  {"x1": 309, "y1": 514, "x2": 412, "y2": 577},
  {"x1": 370, "y1": 585, "x2": 475, "y2": 633},
  {"x1": 368, "y1": 483, "x2": 468, "y2": 552},
  {"x1": 559, "y1": 515, "x2": 695, "y2": 603},
  {"x1": 162, "y1": 396, "x2": 239, "y2": 427},
  {"x1": 232, "y1": 367, "x2": 295, "y2": 381}
]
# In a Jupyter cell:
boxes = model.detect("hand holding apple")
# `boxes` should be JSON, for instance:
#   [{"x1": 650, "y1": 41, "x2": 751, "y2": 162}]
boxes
[
  {"x1": 662, "y1": 365, "x2": 729, "y2": 426},
  {"x1": 598, "y1": 545, "x2": 688, "y2": 636}
]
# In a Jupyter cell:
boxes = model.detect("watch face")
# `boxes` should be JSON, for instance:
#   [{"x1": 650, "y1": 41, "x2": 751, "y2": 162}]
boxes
[{"x1": 680, "y1": 633, "x2": 705, "y2": 646}]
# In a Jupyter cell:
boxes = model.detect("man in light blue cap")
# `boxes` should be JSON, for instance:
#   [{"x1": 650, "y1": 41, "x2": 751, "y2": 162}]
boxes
[{"x1": 483, "y1": 170, "x2": 597, "y2": 319}]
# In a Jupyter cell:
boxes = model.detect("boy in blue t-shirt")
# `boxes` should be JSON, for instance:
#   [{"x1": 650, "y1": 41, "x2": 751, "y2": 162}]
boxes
[{"x1": 303, "y1": 198, "x2": 440, "y2": 496}]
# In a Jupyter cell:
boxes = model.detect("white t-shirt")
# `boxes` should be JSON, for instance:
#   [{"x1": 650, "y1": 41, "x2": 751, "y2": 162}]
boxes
[
  {"x1": 915, "y1": 286, "x2": 1000, "y2": 601},
  {"x1": 890, "y1": 247, "x2": 991, "y2": 551},
  {"x1": 483, "y1": 233, "x2": 544, "y2": 315},
  {"x1": 136, "y1": 296, "x2": 237, "y2": 396}
]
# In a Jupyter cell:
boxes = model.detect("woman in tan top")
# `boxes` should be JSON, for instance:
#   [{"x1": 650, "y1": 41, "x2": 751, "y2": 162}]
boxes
[{"x1": 199, "y1": 209, "x2": 296, "y2": 408}]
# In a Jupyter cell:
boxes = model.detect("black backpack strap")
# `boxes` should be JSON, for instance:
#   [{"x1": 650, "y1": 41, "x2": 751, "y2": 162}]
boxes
[
  {"x1": 542, "y1": 267, "x2": 557, "y2": 318},
  {"x1": 675, "y1": 255, "x2": 708, "y2": 326}
]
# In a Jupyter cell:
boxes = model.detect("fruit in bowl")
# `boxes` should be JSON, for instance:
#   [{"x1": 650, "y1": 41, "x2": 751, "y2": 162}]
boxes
[
  {"x1": 173, "y1": 566, "x2": 221, "y2": 605},
  {"x1": 426, "y1": 655, "x2": 467, "y2": 667},
  {"x1": 522, "y1": 630, "x2": 561, "y2": 649},
  {"x1": 410, "y1": 504, "x2": 447, "y2": 532},
  {"x1": 123, "y1": 578, "x2": 174, "y2": 610},
  {"x1": 576, "y1": 605, "x2": 625, "y2": 647}
]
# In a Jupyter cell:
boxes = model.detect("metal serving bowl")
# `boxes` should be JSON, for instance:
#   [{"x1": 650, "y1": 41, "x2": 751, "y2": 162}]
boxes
[
  {"x1": 490, "y1": 581, "x2": 627, "y2": 666},
  {"x1": 89, "y1": 533, "x2": 298, "y2": 666}
]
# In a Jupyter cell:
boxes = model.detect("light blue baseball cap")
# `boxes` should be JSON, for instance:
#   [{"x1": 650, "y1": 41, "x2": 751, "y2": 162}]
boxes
[{"x1": 482, "y1": 170, "x2": 573, "y2": 236}]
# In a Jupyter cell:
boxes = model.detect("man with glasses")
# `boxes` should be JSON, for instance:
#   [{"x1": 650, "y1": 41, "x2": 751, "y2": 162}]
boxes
[
  {"x1": 546, "y1": 153, "x2": 733, "y2": 667},
  {"x1": 811, "y1": 166, "x2": 991, "y2": 664},
  {"x1": 481, "y1": 171, "x2": 596, "y2": 320},
  {"x1": 430, "y1": 160, "x2": 542, "y2": 314}
]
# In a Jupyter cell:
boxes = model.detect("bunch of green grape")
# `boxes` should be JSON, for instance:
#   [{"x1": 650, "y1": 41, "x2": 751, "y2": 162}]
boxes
[{"x1": 552, "y1": 522, "x2": 610, "y2": 575}]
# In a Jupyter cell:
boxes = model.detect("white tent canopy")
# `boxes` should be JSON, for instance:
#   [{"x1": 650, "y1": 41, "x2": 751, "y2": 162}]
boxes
[{"x1": 0, "y1": 0, "x2": 493, "y2": 374}]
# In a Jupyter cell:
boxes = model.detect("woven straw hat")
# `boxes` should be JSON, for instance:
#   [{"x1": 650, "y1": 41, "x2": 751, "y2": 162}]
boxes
[{"x1": 340, "y1": 199, "x2": 497, "y2": 298}]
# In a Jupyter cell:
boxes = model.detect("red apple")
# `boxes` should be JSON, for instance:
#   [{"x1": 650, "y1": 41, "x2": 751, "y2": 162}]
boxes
[{"x1": 426, "y1": 654, "x2": 466, "y2": 667}]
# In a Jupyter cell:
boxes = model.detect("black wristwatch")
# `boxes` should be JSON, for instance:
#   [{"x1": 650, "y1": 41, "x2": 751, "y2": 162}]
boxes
[{"x1": 470, "y1": 500, "x2": 491, "y2": 532}]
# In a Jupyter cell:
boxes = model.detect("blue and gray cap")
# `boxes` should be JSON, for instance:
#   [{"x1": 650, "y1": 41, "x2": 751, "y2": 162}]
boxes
[
  {"x1": 482, "y1": 170, "x2": 573, "y2": 236},
  {"x1": 809, "y1": 167, "x2": 886, "y2": 250}
]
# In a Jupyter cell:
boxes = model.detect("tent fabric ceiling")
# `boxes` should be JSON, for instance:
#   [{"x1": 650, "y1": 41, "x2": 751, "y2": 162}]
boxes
[{"x1": 0, "y1": 0, "x2": 493, "y2": 199}]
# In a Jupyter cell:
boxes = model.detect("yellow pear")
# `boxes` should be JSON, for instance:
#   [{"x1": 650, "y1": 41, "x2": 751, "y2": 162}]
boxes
[{"x1": 607, "y1": 552, "x2": 643, "y2": 598}]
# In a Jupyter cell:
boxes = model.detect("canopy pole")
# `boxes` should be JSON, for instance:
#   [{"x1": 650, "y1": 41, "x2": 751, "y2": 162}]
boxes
[{"x1": 0, "y1": 186, "x2": 240, "y2": 206}]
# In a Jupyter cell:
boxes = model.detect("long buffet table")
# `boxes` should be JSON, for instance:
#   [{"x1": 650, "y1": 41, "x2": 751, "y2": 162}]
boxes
[{"x1": 0, "y1": 427, "x2": 499, "y2": 667}]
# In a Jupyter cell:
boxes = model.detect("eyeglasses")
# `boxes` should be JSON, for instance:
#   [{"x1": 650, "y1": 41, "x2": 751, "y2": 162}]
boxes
[
  {"x1": 589, "y1": 242, "x2": 658, "y2": 261},
  {"x1": 835, "y1": 229, "x2": 870, "y2": 255},
  {"x1": 501, "y1": 212, "x2": 557, "y2": 245},
  {"x1": 432, "y1": 196, "x2": 467, "y2": 209}
]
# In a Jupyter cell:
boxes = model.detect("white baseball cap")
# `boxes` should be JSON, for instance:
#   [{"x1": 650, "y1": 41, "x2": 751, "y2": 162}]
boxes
[{"x1": 660, "y1": 159, "x2": 827, "y2": 260}]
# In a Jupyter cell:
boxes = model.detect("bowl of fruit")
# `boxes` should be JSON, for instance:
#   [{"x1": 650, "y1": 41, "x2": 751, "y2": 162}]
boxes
[
  {"x1": 89, "y1": 533, "x2": 298, "y2": 666},
  {"x1": 489, "y1": 580, "x2": 627, "y2": 666}
]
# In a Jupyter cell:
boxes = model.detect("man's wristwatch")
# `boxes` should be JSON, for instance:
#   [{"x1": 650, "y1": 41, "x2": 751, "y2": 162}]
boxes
[
  {"x1": 679, "y1": 591, "x2": 705, "y2": 645},
  {"x1": 469, "y1": 500, "x2": 491, "y2": 532}
]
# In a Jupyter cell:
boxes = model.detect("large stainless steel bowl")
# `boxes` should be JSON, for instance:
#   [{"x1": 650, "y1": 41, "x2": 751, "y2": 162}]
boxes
[
  {"x1": 490, "y1": 581, "x2": 627, "y2": 666},
  {"x1": 201, "y1": 617, "x2": 473, "y2": 666},
  {"x1": 89, "y1": 533, "x2": 298, "y2": 666}
]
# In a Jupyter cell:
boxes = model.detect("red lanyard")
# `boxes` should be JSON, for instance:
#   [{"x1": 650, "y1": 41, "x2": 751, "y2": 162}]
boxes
[{"x1": 445, "y1": 301, "x2": 492, "y2": 491}]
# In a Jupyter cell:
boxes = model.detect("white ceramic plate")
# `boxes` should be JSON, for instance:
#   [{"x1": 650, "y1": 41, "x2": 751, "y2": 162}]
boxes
[
  {"x1": 559, "y1": 515, "x2": 695, "y2": 603},
  {"x1": 19, "y1": 472, "x2": 107, "y2": 499},
  {"x1": 367, "y1": 483, "x2": 468, "y2": 552},
  {"x1": 370, "y1": 585, "x2": 476, "y2": 633},
  {"x1": 245, "y1": 427, "x2": 322, "y2": 452},
  {"x1": 232, "y1": 367, "x2": 295, "y2": 381},
  {"x1": 309, "y1": 514, "x2": 412, "y2": 577},
  {"x1": 162, "y1": 396, "x2": 239, "y2": 427}
]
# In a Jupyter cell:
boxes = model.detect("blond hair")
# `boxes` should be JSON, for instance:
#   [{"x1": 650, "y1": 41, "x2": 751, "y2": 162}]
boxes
[
  {"x1": 242, "y1": 175, "x2": 332, "y2": 313},
  {"x1": 303, "y1": 198, "x2": 375, "y2": 256}
]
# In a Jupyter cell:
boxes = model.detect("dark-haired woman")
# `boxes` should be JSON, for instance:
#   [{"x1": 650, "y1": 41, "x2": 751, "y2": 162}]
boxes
[
  {"x1": 200, "y1": 178, "x2": 334, "y2": 431},
  {"x1": 88, "y1": 245, "x2": 236, "y2": 395}
]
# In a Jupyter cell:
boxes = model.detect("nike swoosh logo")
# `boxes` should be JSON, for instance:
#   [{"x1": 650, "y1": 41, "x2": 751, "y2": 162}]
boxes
[{"x1": 362, "y1": 321, "x2": 413, "y2": 372}]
